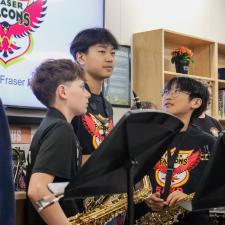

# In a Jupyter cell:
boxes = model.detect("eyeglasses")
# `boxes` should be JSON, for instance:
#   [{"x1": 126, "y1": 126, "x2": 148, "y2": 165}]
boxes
[{"x1": 160, "y1": 89, "x2": 190, "y2": 98}]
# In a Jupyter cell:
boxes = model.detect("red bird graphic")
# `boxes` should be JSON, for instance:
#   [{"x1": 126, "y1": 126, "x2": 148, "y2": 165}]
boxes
[
  {"x1": 82, "y1": 113, "x2": 113, "y2": 149},
  {"x1": 173, "y1": 150, "x2": 201, "y2": 174},
  {"x1": 0, "y1": 0, "x2": 47, "y2": 58},
  {"x1": 154, "y1": 150, "x2": 201, "y2": 182}
]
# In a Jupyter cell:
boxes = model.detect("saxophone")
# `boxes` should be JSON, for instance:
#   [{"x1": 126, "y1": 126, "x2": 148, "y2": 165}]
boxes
[
  {"x1": 135, "y1": 193, "x2": 195, "y2": 225},
  {"x1": 68, "y1": 176, "x2": 152, "y2": 225}
]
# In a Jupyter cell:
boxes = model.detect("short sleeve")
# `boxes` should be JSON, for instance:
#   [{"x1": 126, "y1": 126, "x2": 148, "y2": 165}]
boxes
[{"x1": 32, "y1": 122, "x2": 76, "y2": 179}]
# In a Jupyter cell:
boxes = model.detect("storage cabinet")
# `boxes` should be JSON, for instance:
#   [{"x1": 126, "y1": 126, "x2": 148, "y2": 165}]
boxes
[{"x1": 133, "y1": 29, "x2": 224, "y2": 123}]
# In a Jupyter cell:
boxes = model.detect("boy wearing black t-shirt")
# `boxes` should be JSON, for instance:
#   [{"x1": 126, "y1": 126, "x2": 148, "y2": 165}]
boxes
[
  {"x1": 70, "y1": 28, "x2": 127, "y2": 225},
  {"x1": 70, "y1": 28, "x2": 119, "y2": 164},
  {"x1": 26, "y1": 59, "x2": 90, "y2": 225},
  {"x1": 135, "y1": 77, "x2": 216, "y2": 225}
]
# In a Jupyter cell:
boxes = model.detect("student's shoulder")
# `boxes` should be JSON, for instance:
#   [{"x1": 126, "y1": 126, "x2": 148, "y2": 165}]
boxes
[
  {"x1": 205, "y1": 114, "x2": 218, "y2": 124},
  {"x1": 206, "y1": 114, "x2": 223, "y2": 129},
  {"x1": 191, "y1": 124, "x2": 216, "y2": 141},
  {"x1": 39, "y1": 116, "x2": 73, "y2": 136},
  {"x1": 44, "y1": 115, "x2": 69, "y2": 127}
]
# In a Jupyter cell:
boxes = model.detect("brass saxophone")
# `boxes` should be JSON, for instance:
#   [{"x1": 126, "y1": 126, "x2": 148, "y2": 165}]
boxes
[
  {"x1": 135, "y1": 193, "x2": 195, "y2": 225},
  {"x1": 68, "y1": 176, "x2": 152, "y2": 225}
]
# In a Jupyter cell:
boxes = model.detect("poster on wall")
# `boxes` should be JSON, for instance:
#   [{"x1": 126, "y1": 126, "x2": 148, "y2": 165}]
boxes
[
  {"x1": 0, "y1": 0, "x2": 104, "y2": 108},
  {"x1": 103, "y1": 45, "x2": 131, "y2": 107}
]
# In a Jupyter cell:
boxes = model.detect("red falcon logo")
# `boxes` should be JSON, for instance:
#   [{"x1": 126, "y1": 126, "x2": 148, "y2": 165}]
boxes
[
  {"x1": 154, "y1": 149, "x2": 202, "y2": 188},
  {"x1": 0, "y1": 0, "x2": 47, "y2": 65}
]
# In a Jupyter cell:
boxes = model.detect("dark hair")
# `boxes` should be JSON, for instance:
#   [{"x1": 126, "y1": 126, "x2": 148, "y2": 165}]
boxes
[
  {"x1": 70, "y1": 27, "x2": 119, "y2": 60},
  {"x1": 31, "y1": 59, "x2": 84, "y2": 107},
  {"x1": 164, "y1": 76, "x2": 209, "y2": 120},
  {"x1": 131, "y1": 101, "x2": 158, "y2": 110}
]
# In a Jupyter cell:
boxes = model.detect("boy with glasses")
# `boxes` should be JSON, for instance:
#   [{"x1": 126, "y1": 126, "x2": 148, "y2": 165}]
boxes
[{"x1": 135, "y1": 76, "x2": 216, "y2": 225}]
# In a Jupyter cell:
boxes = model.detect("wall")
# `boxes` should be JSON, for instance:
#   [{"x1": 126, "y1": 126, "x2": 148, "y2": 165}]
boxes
[
  {"x1": 113, "y1": 107, "x2": 129, "y2": 123},
  {"x1": 105, "y1": 0, "x2": 225, "y2": 45},
  {"x1": 106, "y1": 0, "x2": 225, "y2": 121}
]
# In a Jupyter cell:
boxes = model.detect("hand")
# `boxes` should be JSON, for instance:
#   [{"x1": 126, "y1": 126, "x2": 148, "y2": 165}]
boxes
[
  {"x1": 166, "y1": 190, "x2": 188, "y2": 207},
  {"x1": 145, "y1": 192, "x2": 168, "y2": 212}
]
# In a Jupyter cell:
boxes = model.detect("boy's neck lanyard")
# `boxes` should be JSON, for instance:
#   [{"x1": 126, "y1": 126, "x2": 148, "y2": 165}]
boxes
[{"x1": 85, "y1": 83, "x2": 110, "y2": 117}]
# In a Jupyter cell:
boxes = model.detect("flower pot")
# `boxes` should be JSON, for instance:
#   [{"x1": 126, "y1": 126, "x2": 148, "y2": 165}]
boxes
[{"x1": 175, "y1": 60, "x2": 190, "y2": 74}]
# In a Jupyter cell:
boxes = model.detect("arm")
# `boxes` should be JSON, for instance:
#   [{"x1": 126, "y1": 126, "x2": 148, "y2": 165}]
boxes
[{"x1": 28, "y1": 172, "x2": 70, "y2": 225}]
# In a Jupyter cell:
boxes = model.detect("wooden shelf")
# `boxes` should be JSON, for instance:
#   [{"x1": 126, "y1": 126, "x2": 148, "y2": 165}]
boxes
[
  {"x1": 218, "y1": 79, "x2": 225, "y2": 89},
  {"x1": 218, "y1": 43, "x2": 225, "y2": 66},
  {"x1": 164, "y1": 29, "x2": 215, "y2": 47},
  {"x1": 15, "y1": 191, "x2": 26, "y2": 200},
  {"x1": 164, "y1": 71, "x2": 215, "y2": 82},
  {"x1": 133, "y1": 28, "x2": 222, "y2": 120}
]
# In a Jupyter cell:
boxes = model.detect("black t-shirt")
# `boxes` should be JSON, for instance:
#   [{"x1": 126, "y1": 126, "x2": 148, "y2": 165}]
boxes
[
  {"x1": 192, "y1": 114, "x2": 223, "y2": 137},
  {"x1": 71, "y1": 91, "x2": 113, "y2": 154},
  {"x1": 134, "y1": 126, "x2": 216, "y2": 225},
  {"x1": 26, "y1": 108, "x2": 82, "y2": 225}
]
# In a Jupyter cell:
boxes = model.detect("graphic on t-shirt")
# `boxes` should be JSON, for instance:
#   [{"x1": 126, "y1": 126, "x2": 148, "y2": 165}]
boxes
[
  {"x1": 154, "y1": 147, "x2": 201, "y2": 191},
  {"x1": 82, "y1": 113, "x2": 113, "y2": 149}
]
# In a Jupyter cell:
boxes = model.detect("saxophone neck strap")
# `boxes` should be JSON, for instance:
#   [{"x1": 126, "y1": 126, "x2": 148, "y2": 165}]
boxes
[
  {"x1": 161, "y1": 130, "x2": 189, "y2": 200},
  {"x1": 161, "y1": 148, "x2": 180, "y2": 200}
]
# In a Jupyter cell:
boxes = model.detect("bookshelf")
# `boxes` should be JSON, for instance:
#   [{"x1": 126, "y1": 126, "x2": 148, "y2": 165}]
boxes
[
  {"x1": 218, "y1": 43, "x2": 225, "y2": 126},
  {"x1": 133, "y1": 29, "x2": 225, "y2": 125}
]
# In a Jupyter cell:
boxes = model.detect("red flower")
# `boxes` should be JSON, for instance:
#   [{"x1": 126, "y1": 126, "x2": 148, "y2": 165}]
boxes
[{"x1": 171, "y1": 46, "x2": 194, "y2": 64}]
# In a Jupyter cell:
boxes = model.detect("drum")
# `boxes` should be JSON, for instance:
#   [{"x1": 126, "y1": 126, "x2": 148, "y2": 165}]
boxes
[{"x1": 210, "y1": 208, "x2": 225, "y2": 225}]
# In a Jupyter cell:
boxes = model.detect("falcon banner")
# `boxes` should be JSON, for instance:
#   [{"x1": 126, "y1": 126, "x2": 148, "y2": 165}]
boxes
[
  {"x1": 0, "y1": 0, "x2": 103, "y2": 108},
  {"x1": 0, "y1": 0, "x2": 47, "y2": 64}
]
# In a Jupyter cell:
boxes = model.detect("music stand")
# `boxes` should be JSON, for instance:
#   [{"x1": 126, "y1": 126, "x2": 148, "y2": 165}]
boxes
[
  {"x1": 187, "y1": 130, "x2": 225, "y2": 211},
  {"x1": 63, "y1": 110, "x2": 183, "y2": 225}
]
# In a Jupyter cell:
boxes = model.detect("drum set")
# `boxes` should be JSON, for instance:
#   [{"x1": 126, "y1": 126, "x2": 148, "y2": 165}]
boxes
[{"x1": 210, "y1": 208, "x2": 225, "y2": 225}]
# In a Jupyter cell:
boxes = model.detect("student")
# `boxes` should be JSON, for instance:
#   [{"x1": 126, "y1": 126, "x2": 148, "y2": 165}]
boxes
[
  {"x1": 70, "y1": 28, "x2": 125, "y2": 225},
  {"x1": 192, "y1": 82, "x2": 223, "y2": 137},
  {"x1": 26, "y1": 59, "x2": 90, "y2": 225},
  {"x1": 70, "y1": 27, "x2": 119, "y2": 163},
  {"x1": 135, "y1": 77, "x2": 216, "y2": 225}
]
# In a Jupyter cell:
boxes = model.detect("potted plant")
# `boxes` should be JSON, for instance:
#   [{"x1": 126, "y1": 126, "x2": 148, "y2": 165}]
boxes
[{"x1": 171, "y1": 46, "x2": 194, "y2": 74}]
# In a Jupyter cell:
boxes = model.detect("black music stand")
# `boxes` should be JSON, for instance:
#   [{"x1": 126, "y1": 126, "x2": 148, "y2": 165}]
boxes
[
  {"x1": 64, "y1": 110, "x2": 183, "y2": 225},
  {"x1": 190, "y1": 131, "x2": 225, "y2": 211}
]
